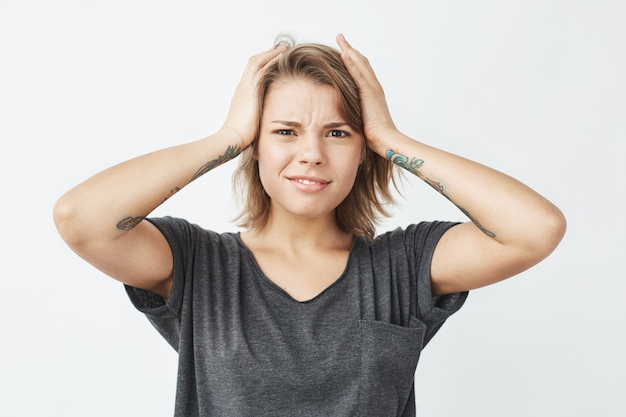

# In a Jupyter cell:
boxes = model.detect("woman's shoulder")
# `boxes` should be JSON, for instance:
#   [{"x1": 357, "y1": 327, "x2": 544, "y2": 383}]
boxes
[
  {"x1": 147, "y1": 216, "x2": 240, "y2": 247},
  {"x1": 370, "y1": 221, "x2": 460, "y2": 246}
]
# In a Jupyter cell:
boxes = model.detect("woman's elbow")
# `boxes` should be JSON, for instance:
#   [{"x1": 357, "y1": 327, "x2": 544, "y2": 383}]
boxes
[
  {"x1": 533, "y1": 203, "x2": 567, "y2": 260},
  {"x1": 53, "y1": 193, "x2": 86, "y2": 248}
]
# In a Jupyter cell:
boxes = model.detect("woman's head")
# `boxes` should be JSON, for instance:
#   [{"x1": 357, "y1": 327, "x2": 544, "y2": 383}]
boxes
[{"x1": 233, "y1": 36, "x2": 398, "y2": 239}]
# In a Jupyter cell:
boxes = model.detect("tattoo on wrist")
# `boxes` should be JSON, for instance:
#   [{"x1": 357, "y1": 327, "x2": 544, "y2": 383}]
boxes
[
  {"x1": 190, "y1": 145, "x2": 242, "y2": 182},
  {"x1": 386, "y1": 150, "x2": 424, "y2": 175},
  {"x1": 116, "y1": 215, "x2": 146, "y2": 231},
  {"x1": 386, "y1": 149, "x2": 496, "y2": 238}
]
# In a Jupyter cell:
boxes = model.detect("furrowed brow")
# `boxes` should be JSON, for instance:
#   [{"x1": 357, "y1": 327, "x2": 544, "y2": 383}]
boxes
[
  {"x1": 323, "y1": 122, "x2": 350, "y2": 129},
  {"x1": 270, "y1": 120, "x2": 352, "y2": 130},
  {"x1": 271, "y1": 120, "x2": 302, "y2": 127}
]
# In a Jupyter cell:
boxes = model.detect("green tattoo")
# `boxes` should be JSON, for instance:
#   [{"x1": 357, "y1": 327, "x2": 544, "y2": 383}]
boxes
[
  {"x1": 386, "y1": 149, "x2": 496, "y2": 238},
  {"x1": 386, "y1": 149, "x2": 424, "y2": 174},
  {"x1": 190, "y1": 145, "x2": 241, "y2": 182}
]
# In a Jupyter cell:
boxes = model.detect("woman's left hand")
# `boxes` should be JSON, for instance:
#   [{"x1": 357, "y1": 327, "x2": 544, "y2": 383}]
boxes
[{"x1": 337, "y1": 34, "x2": 398, "y2": 152}]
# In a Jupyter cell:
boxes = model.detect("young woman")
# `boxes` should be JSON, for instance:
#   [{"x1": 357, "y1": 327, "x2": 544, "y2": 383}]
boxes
[{"x1": 53, "y1": 34, "x2": 566, "y2": 416}]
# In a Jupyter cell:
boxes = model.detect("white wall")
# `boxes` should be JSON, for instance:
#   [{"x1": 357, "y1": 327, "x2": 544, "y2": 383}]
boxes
[{"x1": 1, "y1": 0, "x2": 624, "y2": 415}]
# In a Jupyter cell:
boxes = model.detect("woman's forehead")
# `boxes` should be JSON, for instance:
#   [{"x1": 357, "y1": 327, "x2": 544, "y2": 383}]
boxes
[{"x1": 262, "y1": 79, "x2": 345, "y2": 122}]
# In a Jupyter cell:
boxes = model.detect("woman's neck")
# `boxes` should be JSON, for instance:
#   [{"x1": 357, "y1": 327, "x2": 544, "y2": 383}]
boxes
[{"x1": 243, "y1": 209, "x2": 353, "y2": 254}]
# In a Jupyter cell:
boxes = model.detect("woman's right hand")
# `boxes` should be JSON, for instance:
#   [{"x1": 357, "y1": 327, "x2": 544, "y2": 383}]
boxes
[{"x1": 220, "y1": 45, "x2": 287, "y2": 149}]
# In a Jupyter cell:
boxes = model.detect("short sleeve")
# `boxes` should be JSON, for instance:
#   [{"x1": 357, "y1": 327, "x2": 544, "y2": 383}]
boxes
[
  {"x1": 124, "y1": 216, "x2": 200, "y2": 351},
  {"x1": 403, "y1": 222, "x2": 468, "y2": 346}
]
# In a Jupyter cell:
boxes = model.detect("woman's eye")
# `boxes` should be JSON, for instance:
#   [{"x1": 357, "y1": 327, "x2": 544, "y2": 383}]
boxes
[{"x1": 328, "y1": 130, "x2": 348, "y2": 138}]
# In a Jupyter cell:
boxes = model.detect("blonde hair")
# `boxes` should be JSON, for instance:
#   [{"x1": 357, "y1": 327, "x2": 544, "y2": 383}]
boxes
[{"x1": 233, "y1": 37, "x2": 399, "y2": 240}]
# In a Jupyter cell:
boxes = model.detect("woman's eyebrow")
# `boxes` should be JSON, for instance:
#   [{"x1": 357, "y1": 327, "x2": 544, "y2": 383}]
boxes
[
  {"x1": 270, "y1": 121, "x2": 350, "y2": 129},
  {"x1": 323, "y1": 122, "x2": 350, "y2": 129},
  {"x1": 270, "y1": 120, "x2": 301, "y2": 127}
]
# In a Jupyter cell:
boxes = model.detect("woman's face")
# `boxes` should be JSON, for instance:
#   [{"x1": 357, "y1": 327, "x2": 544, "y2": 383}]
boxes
[{"x1": 256, "y1": 78, "x2": 364, "y2": 222}]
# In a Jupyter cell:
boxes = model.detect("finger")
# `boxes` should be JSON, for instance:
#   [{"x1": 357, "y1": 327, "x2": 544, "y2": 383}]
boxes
[
  {"x1": 337, "y1": 36, "x2": 381, "y2": 92},
  {"x1": 336, "y1": 33, "x2": 361, "y2": 56},
  {"x1": 336, "y1": 33, "x2": 351, "y2": 51},
  {"x1": 336, "y1": 34, "x2": 364, "y2": 80},
  {"x1": 337, "y1": 34, "x2": 369, "y2": 65},
  {"x1": 337, "y1": 34, "x2": 357, "y2": 68},
  {"x1": 337, "y1": 35, "x2": 373, "y2": 76},
  {"x1": 263, "y1": 45, "x2": 286, "y2": 70},
  {"x1": 249, "y1": 44, "x2": 287, "y2": 71}
]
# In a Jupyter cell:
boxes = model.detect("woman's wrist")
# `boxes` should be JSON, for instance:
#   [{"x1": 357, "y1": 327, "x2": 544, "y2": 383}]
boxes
[{"x1": 369, "y1": 130, "x2": 416, "y2": 160}]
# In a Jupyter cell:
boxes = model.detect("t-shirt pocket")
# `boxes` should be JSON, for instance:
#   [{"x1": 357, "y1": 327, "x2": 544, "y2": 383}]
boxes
[{"x1": 358, "y1": 317, "x2": 426, "y2": 416}]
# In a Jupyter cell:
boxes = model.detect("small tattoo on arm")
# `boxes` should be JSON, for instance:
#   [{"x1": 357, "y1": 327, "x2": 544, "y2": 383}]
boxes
[
  {"x1": 386, "y1": 149, "x2": 496, "y2": 238},
  {"x1": 116, "y1": 215, "x2": 146, "y2": 231},
  {"x1": 426, "y1": 177, "x2": 497, "y2": 238},
  {"x1": 162, "y1": 186, "x2": 181, "y2": 203},
  {"x1": 190, "y1": 145, "x2": 242, "y2": 182},
  {"x1": 457, "y1": 206, "x2": 496, "y2": 238},
  {"x1": 114, "y1": 146, "x2": 241, "y2": 232},
  {"x1": 424, "y1": 177, "x2": 444, "y2": 194}
]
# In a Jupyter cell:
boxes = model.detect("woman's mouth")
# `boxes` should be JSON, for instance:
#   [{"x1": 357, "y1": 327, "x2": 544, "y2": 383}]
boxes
[
  {"x1": 288, "y1": 176, "x2": 330, "y2": 191},
  {"x1": 294, "y1": 178, "x2": 324, "y2": 185}
]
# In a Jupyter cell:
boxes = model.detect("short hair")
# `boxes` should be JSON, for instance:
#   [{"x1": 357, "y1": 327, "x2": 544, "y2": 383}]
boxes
[{"x1": 233, "y1": 36, "x2": 399, "y2": 240}]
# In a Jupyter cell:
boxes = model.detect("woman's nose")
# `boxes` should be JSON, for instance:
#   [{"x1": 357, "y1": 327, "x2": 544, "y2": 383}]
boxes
[{"x1": 298, "y1": 135, "x2": 325, "y2": 165}]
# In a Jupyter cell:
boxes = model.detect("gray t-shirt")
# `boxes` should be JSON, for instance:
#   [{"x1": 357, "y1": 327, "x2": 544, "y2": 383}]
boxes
[{"x1": 126, "y1": 217, "x2": 467, "y2": 417}]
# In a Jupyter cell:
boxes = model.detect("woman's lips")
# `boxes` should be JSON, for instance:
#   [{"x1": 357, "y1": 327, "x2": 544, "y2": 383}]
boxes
[{"x1": 288, "y1": 176, "x2": 330, "y2": 192}]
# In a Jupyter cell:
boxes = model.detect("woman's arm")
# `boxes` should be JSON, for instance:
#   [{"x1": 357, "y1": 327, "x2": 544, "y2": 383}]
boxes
[
  {"x1": 53, "y1": 46, "x2": 286, "y2": 298},
  {"x1": 337, "y1": 34, "x2": 566, "y2": 296}
]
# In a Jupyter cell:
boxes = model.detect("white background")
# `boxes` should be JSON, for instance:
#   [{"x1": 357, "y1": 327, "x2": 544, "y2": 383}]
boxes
[{"x1": 1, "y1": 0, "x2": 624, "y2": 415}]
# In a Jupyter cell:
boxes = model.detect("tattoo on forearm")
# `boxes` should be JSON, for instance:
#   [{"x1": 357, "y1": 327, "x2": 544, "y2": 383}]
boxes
[
  {"x1": 424, "y1": 177, "x2": 444, "y2": 194},
  {"x1": 386, "y1": 148, "x2": 496, "y2": 238},
  {"x1": 386, "y1": 150, "x2": 424, "y2": 175},
  {"x1": 113, "y1": 146, "x2": 241, "y2": 232},
  {"x1": 456, "y1": 206, "x2": 496, "y2": 238},
  {"x1": 162, "y1": 186, "x2": 181, "y2": 204},
  {"x1": 434, "y1": 179, "x2": 497, "y2": 238},
  {"x1": 190, "y1": 145, "x2": 242, "y2": 182},
  {"x1": 116, "y1": 215, "x2": 146, "y2": 231}
]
